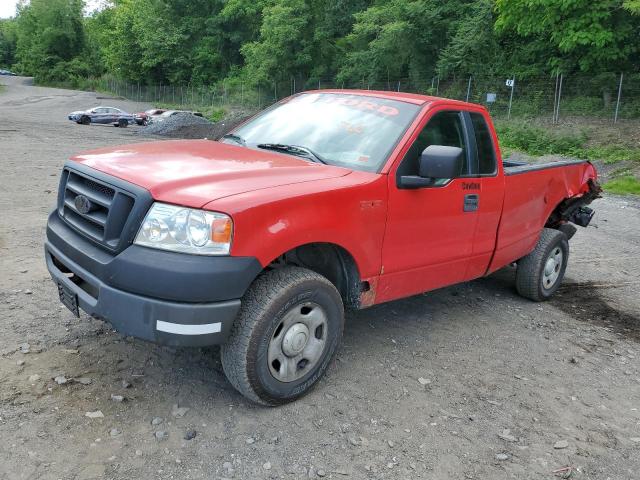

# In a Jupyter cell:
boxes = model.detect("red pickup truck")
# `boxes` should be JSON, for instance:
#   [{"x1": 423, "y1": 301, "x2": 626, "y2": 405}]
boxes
[{"x1": 45, "y1": 91, "x2": 600, "y2": 405}]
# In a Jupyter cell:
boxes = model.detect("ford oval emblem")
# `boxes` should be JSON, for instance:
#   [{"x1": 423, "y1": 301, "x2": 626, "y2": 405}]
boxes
[{"x1": 74, "y1": 195, "x2": 92, "y2": 214}]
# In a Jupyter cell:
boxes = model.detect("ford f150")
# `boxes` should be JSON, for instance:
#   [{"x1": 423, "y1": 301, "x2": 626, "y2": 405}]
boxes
[{"x1": 45, "y1": 90, "x2": 600, "y2": 405}]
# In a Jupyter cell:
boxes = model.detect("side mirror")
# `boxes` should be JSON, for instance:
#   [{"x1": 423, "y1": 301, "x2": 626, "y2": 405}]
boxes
[
  {"x1": 398, "y1": 145, "x2": 464, "y2": 189},
  {"x1": 419, "y1": 145, "x2": 464, "y2": 179}
]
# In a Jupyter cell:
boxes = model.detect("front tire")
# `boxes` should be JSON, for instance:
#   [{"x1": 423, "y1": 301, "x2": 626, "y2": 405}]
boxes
[
  {"x1": 80, "y1": 115, "x2": 90, "y2": 125},
  {"x1": 516, "y1": 228, "x2": 569, "y2": 301},
  {"x1": 221, "y1": 266, "x2": 344, "y2": 405}
]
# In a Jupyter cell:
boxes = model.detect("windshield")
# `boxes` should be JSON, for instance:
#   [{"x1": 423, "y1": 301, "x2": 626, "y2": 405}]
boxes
[{"x1": 226, "y1": 93, "x2": 421, "y2": 172}]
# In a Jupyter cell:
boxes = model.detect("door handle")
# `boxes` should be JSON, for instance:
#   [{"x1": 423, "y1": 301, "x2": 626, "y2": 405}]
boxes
[{"x1": 463, "y1": 194, "x2": 479, "y2": 212}]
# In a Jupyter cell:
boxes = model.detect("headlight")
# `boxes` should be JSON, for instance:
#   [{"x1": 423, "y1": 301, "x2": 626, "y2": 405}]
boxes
[{"x1": 134, "y1": 203, "x2": 233, "y2": 255}]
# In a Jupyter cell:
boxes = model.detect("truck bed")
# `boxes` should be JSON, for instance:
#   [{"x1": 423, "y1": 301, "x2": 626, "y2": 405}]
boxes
[{"x1": 488, "y1": 159, "x2": 598, "y2": 274}]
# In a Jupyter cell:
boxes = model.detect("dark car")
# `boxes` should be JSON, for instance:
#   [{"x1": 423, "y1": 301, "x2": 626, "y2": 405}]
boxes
[{"x1": 68, "y1": 106, "x2": 135, "y2": 127}]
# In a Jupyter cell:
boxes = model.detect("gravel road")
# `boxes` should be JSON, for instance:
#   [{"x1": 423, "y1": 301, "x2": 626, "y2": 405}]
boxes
[{"x1": 1, "y1": 76, "x2": 639, "y2": 480}]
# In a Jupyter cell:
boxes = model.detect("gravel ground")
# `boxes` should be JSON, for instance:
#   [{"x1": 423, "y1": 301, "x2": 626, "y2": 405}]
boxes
[{"x1": 1, "y1": 76, "x2": 640, "y2": 480}]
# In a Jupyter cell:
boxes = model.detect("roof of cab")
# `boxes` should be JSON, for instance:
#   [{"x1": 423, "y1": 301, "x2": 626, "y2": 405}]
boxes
[{"x1": 303, "y1": 89, "x2": 480, "y2": 108}]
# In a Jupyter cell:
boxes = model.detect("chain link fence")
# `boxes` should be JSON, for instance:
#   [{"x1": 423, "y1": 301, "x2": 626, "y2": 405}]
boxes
[{"x1": 98, "y1": 73, "x2": 640, "y2": 124}]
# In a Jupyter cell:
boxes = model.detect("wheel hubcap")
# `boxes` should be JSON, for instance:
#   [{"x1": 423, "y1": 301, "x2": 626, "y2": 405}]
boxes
[
  {"x1": 282, "y1": 323, "x2": 310, "y2": 357},
  {"x1": 268, "y1": 302, "x2": 328, "y2": 383},
  {"x1": 542, "y1": 246, "x2": 563, "y2": 290}
]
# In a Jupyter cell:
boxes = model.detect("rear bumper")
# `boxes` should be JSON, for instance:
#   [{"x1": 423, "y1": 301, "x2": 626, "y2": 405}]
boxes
[{"x1": 45, "y1": 211, "x2": 262, "y2": 347}]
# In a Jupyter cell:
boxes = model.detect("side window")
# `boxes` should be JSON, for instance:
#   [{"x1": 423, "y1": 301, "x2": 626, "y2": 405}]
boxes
[
  {"x1": 470, "y1": 113, "x2": 497, "y2": 175},
  {"x1": 398, "y1": 111, "x2": 469, "y2": 178}
]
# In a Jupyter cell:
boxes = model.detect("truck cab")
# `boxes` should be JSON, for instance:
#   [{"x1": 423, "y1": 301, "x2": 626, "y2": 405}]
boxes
[{"x1": 46, "y1": 90, "x2": 599, "y2": 405}]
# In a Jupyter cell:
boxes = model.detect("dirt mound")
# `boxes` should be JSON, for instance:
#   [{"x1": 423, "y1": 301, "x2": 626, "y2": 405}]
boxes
[{"x1": 138, "y1": 109, "x2": 254, "y2": 139}]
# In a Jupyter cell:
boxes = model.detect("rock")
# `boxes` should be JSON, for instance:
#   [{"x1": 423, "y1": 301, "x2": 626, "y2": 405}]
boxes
[
  {"x1": 85, "y1": 410, "x2": 104, "y2": 419},
  {"x1": 28, "y1": 374, "x2": 41, "y2": 383},
  {"x1": 246, "y1": 437, "x2": 255, "y2": 444},
  {"x1": 19, "y1": 343, "x2": 30, "y2": 354},
  {"x1": 317, "y1": 469, "x2": 326, "y2": 477},
  {"x1": 121, "y1": 380, "x2": 132, "y2": 389},
  {"x1": 16, "y1": 359, "x2": 25, "y2": 366},
  {"x1": 75, "y1": 377, "x2": 92, "y2": 385},
  {"x1": 110, "y1": 394, "x2": 125, "y2": 402},
  {"x1": 630, "y1": 437, "x2": 640, "y2": 443},
  {"x1": 554, "y1": 440, "x2": 569, "y2": 449},
  {"x1": 495, "y1": 453, "x2": 509, "y2": 461},
  {"x1": 387, "y1": 440, "x2": 395, "y2": 448},
  {"x1": 498, "y1": 429, "x2": 517, "y2": 442},
  {"x1": 151, "y1": 417, "x2": 164, "y2": 426},
  {"x1": 263, "y1": 462, "x2": 271, "y2": 470},
  {"x1": 135, "y1": 449, "x2": 143, "y2": 456},
  {"x1": 184, "y1": 429, "x2": 197, "y2": 440},
  {"x1": 171, "y1": 404, "x2": 189, "y2": 417},
  {"x1": 418, "y1": 377, "x2": 431, "y2": 385},
  {"x1": 54, "y1": 376, "x2": 67, "y2": 385},
  {"x1": 24, "y1": 290, "x2": 33, "y2": 295},
  {"x1": 155, "y1": 431, "x2": 168, "y2": 441},
  {"x1": 110, "y1": 428, "x2": 121, "y2": 437},
  {"x1": 64, "y1": 349, "x2": 79, "y2": 354}
]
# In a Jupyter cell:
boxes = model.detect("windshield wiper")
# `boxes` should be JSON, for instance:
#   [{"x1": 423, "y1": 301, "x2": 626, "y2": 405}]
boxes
[
  {"x1": 257, "y1": 143, "x2": 328, "y2": 164},
  {"x1": 221, "y1": 133, "x2": 246, "y2": 146}
]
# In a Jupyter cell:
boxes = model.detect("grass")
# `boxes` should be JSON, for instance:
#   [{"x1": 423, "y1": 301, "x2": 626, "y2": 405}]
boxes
[
  {"x1": 494, "y1": 120, "x2": 640, "y2": 164},
  {"x1": 604, "y1": 176, "x2": 640, "y2": 195}
]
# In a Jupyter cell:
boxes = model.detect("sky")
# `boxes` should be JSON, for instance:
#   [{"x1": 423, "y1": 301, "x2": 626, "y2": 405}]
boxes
[{"x1": 0, "y1": 0, "x2": 106, "y2": 19}]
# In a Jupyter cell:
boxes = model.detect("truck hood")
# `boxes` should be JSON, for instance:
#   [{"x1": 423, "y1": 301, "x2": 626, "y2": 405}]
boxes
[{"x1": 70, "y1": 139, "x2": 351, "y2": 208}]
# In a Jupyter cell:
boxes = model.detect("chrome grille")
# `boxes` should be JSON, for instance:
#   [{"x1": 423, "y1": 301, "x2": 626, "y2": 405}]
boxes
[{"x1": 58, "y1": 169, "x2": 136, "y2": 251}]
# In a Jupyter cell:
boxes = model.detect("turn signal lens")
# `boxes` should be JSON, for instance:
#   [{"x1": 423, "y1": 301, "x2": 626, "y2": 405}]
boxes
[{"x1": 212, "y1": 218, "x2": 233, "y2": 244}]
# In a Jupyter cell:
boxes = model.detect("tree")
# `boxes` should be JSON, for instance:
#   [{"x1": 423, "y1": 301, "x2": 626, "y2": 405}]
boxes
[
  {"x1": 495, "y1": 0, "x2": 640, "y2": 73},
  {"x1": 0, "y1": 19, "x2": 17, "y2": 68},
  {"x1": 13, "y1": 0, "x2": 94, "y2": 82},
  {"x1": 241, "y1": 0, "x2": 313, "y2": 83}
]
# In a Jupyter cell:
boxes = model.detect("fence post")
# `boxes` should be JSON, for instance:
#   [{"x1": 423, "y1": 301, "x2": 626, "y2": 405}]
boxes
[
  {"x1": 397, "y1": 80, "x2": 401, "y2": 92},
  {"x1": 436, "y1": 76, "x2": 440, "y2": 96},
  {"x1": 614, "y1": 72, "x2": 623, "y2": 124},
  {"x1": 507, "y1": 77, "x2": 515, "y2": 120},
  {"x1": 465, "y1": 76, "x2": 472, "y2": 102},
  {"x1": 555, "y1": 74, "x2": 564, "y2": 124}
]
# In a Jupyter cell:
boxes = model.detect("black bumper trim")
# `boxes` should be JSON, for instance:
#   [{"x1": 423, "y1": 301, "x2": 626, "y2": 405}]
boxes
[
  {"x1": 45, "y1": 241, "x2": 241, "y2": 347},
  {"x1": 46, "y1": 211, "x2": 263, "y2": 303}
]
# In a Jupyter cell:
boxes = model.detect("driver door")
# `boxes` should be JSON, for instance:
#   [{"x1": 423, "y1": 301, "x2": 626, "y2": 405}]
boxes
[{"x1": 377, "y1": 108, "x2": 480, "y2": 303}]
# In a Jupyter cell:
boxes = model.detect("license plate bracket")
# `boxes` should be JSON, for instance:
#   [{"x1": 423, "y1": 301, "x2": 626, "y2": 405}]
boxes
[{"x1": 57, "y1": 282, "x2": 79, "y2": 317}]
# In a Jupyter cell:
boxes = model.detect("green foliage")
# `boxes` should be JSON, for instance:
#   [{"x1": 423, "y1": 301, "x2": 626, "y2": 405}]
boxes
[
  {"x1": 496, "y1": 120, "x2": 640, "y2": 164},
  {"x1": 495, "y1": 0, "x2": 638, "y2": 73},
  {"x1": 8, "y1": 0, "x2": 640, "y2": 93},
  {"x1": 604, "y1": 176, "x2": 640, "y2": 195},
  {"x1": 0, "y1": 19, "x2": 17, "y2": 68},
  {"x1": 495, "y1": 121, "x2": 587, "y2": 156}
]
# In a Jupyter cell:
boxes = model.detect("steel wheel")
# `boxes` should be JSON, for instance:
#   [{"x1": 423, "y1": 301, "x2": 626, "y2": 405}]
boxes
[
  {"x1": 542, "y1": 246, "x2": 563, "y2": 290},
  {"x1": 267, "y1": 302, "x2": 328, "y2": 383}
]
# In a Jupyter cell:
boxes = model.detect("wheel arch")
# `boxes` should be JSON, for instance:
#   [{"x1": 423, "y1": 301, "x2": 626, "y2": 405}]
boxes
[{"x1": 263, "y1": 242, "x2": 365, "y2": 310}]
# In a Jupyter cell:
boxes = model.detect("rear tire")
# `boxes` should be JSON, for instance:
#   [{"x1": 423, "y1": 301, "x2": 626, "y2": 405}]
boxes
[
  {"x1": 516, "y1": 228, "x2": 569, "y2": 301},
  {"x1": 221, "y1": 266, "x2": 344, "y2": 405},
  {"x1": 117, "y1": 119, "x2": 128, "y2": 128}
]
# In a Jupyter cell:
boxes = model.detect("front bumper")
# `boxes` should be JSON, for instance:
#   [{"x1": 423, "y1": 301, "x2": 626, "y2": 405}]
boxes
[{"x1": 45, "y1": 211, "x2": 262, "y2": 347}]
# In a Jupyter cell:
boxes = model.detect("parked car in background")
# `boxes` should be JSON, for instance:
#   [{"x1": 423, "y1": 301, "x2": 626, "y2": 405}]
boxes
[
  {"x1": 0, "y1": 69, "x2": 17, "y2": 76},
  {"x1": 68, "y1": 107, "x2": 135, "y2": 127},
  {"x1": 149, "y1": 110, "x2": 204, "y2": 124},
  {"x1": 134, "y1": 108, "x2": 167, "y2": 126}
]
